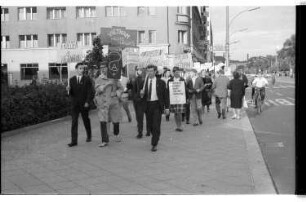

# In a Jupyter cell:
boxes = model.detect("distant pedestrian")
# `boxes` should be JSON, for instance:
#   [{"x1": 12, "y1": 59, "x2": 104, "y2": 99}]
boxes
[
  {"x1": 186, "y1": 68, "x2": 205, "y2": 126},
  {"x1": 94, "y1": 65, "x2": 124, "y2": 147},
  {"x1": 201, "y1": 70, "x2": 213, "y2": 113},
  {"x1": 30, "y1": 75, "x2": 37, "y2": 86},
  {"x1": 228, "y1": 71, "x2": 245, "y2": 120},
  {"x1": 132, "y1": 66, "x2": 150, "y2": 139},
  {"x1": 212, "y1": 69, "x2": 230, "y2": 119},
  {"x1": 167, "y1": 66, "x2": 188, "y2": 132},
  {"x1": 271, "y1": 72, "x2": 276, "y2": 87},
  {"x1": 140, "y1": 65, "x2": 170, "y2": 152},
  {"x1": 66, "y1": 62, "x2": 92, "y2": 147}
]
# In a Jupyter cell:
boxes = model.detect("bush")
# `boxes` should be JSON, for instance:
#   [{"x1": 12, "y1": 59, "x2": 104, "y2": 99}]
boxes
[{"x1": 1, "y1": 83, "x2": 72, "y2": 132}]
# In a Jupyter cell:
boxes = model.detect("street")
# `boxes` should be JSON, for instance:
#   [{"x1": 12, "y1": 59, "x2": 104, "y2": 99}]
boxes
[{"x1": 245, "y1": 76, "x2": 295, "y2": 194}]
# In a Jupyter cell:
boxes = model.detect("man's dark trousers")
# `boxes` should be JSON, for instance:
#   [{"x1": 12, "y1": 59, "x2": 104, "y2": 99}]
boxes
[
  {"x1": 71, "y1": 105, "x2": 91, "y2": 144},
  {"x1": 146, "y1": 101, "x2": 162, "y2": 147},
  {"x1": 133, "y1": 100, "x2": 147, "y2": 135}
]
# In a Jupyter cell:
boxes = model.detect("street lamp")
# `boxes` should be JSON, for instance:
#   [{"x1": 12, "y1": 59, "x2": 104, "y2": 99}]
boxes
[{"x1": 225, "y1": 7, "x2": 260, "y2": 68}]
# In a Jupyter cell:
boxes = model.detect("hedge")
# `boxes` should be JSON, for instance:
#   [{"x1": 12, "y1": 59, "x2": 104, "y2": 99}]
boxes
[{"x1": 1, "y1": 83, "x2": 72, "y2": 132}]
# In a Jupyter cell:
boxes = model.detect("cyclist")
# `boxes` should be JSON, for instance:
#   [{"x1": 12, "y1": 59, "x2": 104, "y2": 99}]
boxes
[
  {"x1": 250, "y1": 74, "x2": 258, "y2": 105},
  {"x1": 252, "y1": 71, "x2": 269, "y2": 108}
]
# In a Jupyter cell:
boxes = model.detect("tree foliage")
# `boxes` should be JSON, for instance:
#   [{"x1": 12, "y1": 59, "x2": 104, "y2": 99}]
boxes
[{"x1": 277, "y1": 34, "x2": 295, "y2": 71}]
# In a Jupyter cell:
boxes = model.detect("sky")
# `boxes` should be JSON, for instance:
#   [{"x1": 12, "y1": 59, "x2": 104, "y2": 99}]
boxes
[{"x1": 210, "y1": 6, "x2": 296, "y2": 61}]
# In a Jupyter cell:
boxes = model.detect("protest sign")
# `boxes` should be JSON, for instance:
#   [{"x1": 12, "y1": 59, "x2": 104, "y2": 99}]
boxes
[{"x1": 169, "y1": 81, "x2": 186, "y2": 105}]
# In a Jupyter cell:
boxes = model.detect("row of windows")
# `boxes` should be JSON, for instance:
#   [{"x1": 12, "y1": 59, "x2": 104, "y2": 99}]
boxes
[
  {"x1": 1, "y1": 6, "x2": 170, "y2": 21},
  {"x1": 1, "y1": 29, "x2": 189, "y2": 49}
]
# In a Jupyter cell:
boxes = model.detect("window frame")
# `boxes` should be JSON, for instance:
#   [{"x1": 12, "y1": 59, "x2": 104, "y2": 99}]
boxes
[
  {"x1": 48, "y1": 63, "x2": 68, "y2": 80},
  {"x1": 76, "y1": 6, "x2": 96, "y2": 18},
  {"x1": 18, "y1": 7, "x2": 37, "y2": 21},
  {"x1": 20, "y1": 63, "x2": 39, "y2": 80},
  {"x1": 47, "y1": 33, "x2": 67, "y2": 47},
  {"x1": 47, "y1": 7, "x2": 66, "y2": 20},
  {"x1": 1, "y1": 8, "x2": 9, "y2": 21},
  {"x1": 178, "y1": 30, "x2": 188, "y2": 44},
  {"x1": 148, "y1": 30, "x2": 156, "y2": 44},
  {"x1": 19, "y1": 34, "x2": 38, "y2": 48},
  {"x1": 76, "y1": 33, "x2": 96, "y2": 46},
  {"x1": 106, "y1": 6, "x2": 126, "y2": 17},
  {"x1": 138, "y1": 31, "x2": 145, "y2": 44},
  {"x1": 1, "y1": 35, "x2": 10, "y2": 49}
]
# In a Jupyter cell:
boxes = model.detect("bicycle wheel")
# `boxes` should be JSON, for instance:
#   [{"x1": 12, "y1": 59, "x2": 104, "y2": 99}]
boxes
[{"x1": 257, "y1": 96, "x2": 261, "y2": 114}]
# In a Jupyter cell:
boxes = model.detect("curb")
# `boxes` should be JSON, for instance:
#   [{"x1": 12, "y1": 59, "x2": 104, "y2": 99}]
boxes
[{"x1": 240, "y1": 115, "x2": 277, "y2": 194}]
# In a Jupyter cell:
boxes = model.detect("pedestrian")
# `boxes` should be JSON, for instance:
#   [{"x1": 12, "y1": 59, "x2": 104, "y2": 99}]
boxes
[
  {"x1": 212, "y1": 69, "x2": 230, "y2": 119},
  {"x1": 120, "y1": 75, "x2": 132, "y2": 122},
  {"x1": 167, "y1": 66, "x2": 188, "y2": 132},
  {"x1": 140, "y1": 65, "x2": 170, "y2": 152},
  {"x1": 162, "y1": 68, "x2": 172, "y2": 121},
  {"x1": 133, "y1": 66, "x2": 150, "y2": 139},
  {"x1": 227, "y1": 71, "x2": 245, "y2": 120},
  {"x1": 94, "y1": 64, "x2": 124, "y2": 147},
  {"x1": 66, "y1": 62, "x2": 92, "y2": 147},
  {"x1": 201, "y1": 70, "x2": 213, "y2": 113},
  {"x1": 271, "y1": 72, "x2": 276, "y2": 87},
  {"x1": 186, "y1": 68, "x2": 205, "y2": 126},
  {"x1": 182, "y1": 70, "x2": 191, "y2": 124}
]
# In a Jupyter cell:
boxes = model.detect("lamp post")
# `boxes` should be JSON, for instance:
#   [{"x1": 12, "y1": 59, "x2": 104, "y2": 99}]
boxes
[{"x1": 225, "y1": 7, "x2": 260, "y2": 68}]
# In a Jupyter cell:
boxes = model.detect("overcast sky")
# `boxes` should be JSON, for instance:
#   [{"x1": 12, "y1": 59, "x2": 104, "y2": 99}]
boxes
[{"x1": 210, "y1": 6, "x2": 296, "y2": 61}]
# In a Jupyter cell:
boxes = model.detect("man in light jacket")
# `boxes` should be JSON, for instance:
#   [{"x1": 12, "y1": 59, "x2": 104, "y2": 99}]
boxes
[{"x1": 212, "y1": 69, "x2": 230, "y2": 119}]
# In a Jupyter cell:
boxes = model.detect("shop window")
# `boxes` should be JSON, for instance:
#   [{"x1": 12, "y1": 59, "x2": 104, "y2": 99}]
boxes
[{"x1": 20, "y1": 63, "x2": 39, "y2": 80}]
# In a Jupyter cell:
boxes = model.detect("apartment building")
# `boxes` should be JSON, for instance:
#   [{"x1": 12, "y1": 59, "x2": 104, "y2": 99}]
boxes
[{"x1": 1, "y1": 6, "x2": 209, "y2": 86}]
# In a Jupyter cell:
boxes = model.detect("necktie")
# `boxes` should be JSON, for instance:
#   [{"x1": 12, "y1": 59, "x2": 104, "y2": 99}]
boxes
[{"x1": 148, "y1": 79, "x2": 152, "y2": 101}]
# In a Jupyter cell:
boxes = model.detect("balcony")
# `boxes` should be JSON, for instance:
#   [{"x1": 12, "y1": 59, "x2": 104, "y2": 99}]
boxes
[{"x1": 176, "y1": 14, "x2": 190, "y2": 25}]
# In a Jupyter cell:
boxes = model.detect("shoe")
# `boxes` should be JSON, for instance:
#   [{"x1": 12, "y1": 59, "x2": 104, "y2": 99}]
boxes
[
  {"x1": 146, "y1": 133, "x2": 150, "y2": 137},
  {"x1": 193, "y1": 123, "x2": 199, "y2": 126},
  {"x1": 68, "y1": 143, "x2": 77, "y2": 147},
  {"x1": 136, "y1": 134, "x2": 143, "y2": 139},
  {"x1": 175, "y1": 128, "x2": 183, "y2": 132},
  {"x1": 115, "y1": 135, "x2": 122, "y2": 142},
  {"x1": 199, "y1": 120, "x2": 203, "y2": 125},
  {"x1": 217, "y1": 113, "x2": 221, "y2": 119},
  {"x1": 86, "y1": 138, "x2": 91, "y2": 142},
  {"x1": 222, "y1": 116, "x2": 226, "y2": 119},
  {"x1": 151, "y1": 146, "x2": 157, "y2": 152},
  {"x1": 186, "y1": 121, "x2": 190, "y2": 124},
  {"x1": 231, "y1": 115, "x2": 237, "y2": 119},
  {"x1": 128, "y1": 118, "x2": 132, "y2": 122},
  {"x1": 98, "y1": 142, "x2": 108, "y2": 147}
]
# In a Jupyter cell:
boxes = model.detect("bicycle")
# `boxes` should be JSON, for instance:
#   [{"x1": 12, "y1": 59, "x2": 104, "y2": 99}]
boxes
[{"x1": 254, "y1": 87, "x2": 264, "y2": 114}]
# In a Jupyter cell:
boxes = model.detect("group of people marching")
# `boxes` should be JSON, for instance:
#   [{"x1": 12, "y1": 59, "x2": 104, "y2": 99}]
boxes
[{"x1": 66, "y1": 62, "x2": 251, "y2": 152}]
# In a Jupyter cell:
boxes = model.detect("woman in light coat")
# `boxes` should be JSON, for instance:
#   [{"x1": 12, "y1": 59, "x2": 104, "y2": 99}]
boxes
[{"x1": 94, "y1": 65, "x2": 124, "y2": 147}]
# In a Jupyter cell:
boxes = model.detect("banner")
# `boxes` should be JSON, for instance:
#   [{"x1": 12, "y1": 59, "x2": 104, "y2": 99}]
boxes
[{"x1": 169, "y1": 81, "x2": 186, "y2": 105}]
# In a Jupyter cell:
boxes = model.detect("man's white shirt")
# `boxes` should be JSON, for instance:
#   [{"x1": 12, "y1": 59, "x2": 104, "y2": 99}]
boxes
[
  {"x1": 148, "y1": 77, "x2": 158, "y2": 101},
  {"x1": 252, "y1": 77, "x2": 268, "y2": 88}
]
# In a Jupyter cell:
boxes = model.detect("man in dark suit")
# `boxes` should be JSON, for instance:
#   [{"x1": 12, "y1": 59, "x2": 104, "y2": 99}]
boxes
[
  {"x1": 66, "y1": 62, "x2": 92, "y2": 147},
  {"x1": 140, "y1": 65, "x2": 170, "y2": 152},
  {"x1": 132, "y1": 66, "x2": 150, "y2": 139}
]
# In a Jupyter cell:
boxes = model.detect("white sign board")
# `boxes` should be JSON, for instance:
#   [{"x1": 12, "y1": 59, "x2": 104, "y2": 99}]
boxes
[{"x1": 169, "y1": 81, "x2": 186, "y2": 105}]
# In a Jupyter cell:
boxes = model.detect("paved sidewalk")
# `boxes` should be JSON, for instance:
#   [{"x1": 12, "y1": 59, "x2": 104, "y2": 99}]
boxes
[{"x1": 1, "y1": 102, "x2": 276, "y2": 194}]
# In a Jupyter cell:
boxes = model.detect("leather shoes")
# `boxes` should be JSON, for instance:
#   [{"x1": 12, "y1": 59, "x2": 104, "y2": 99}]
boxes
[
  {"x1": 217, "y1": 113, "x2": 221, "y2": 119},
  {"x1": 146, "y1": 133, "x2": 150, "y2": 137},
  {"x1": 151, "y1": 146, "x2": 157, "y2": 152},
  {"x1": 86, "y1": 138, "x2": 91, "y2": 142},
  {"x1": 68, "y1": 143, "x2": 77, "y2": 147},
  {"x1": 136, "y1": 134, "x2": 143, "y2": 139}
]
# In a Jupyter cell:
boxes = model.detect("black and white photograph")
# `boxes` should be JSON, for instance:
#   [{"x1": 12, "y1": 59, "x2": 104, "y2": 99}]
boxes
[{"x1": 1, "y1": 0, "x2": 304, "y2": 200}]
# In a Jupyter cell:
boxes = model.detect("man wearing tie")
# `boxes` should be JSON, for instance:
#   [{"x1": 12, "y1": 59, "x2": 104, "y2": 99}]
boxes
[
  {"x1": 140, "y1": 65, "x2": 170, "y2": 152},
  {"x1": 66, "y1": 62, "x2": 92, "y2": 147}
]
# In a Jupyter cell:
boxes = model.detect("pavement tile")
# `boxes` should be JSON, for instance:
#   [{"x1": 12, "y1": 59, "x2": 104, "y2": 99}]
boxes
[
  {"x1": 56, "y1": 187, "x2": 91, "y2": 195},
  {"x1": 21, "y1": 184, "x2": 58, "y2": 194},
  {"x1": 8, "y1": 173, "x2": 45, "y2": 188},
  {"x1": 48, "y1": 181, "x2": 81, "y2": 191}
]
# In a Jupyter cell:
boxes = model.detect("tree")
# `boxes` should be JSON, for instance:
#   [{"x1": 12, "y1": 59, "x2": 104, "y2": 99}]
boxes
[
  {"x1": 84, "y1": 37, "x2": 107, "y2": 78},
  {"x1": 277, "y1": 34, "x2": 295, "y2": 73}
]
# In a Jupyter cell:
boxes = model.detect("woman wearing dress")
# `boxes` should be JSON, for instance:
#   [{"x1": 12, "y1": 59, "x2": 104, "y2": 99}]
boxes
[{"x1": 227, "y1": 71, "x2": 245, "y2": 120}]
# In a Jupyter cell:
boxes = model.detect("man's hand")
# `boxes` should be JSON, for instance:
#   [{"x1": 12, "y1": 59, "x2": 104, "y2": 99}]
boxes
[{"x1": 84, "y1": 102, "x2": 89, "y2": 108}]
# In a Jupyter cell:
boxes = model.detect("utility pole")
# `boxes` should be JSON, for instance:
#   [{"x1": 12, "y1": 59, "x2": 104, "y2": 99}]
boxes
[{"x1": 225, "y1": 6, "x2": 229, "y2": 68}]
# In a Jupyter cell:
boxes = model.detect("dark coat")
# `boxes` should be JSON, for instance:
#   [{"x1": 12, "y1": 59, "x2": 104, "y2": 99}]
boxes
[
  {"x1": 69, "y1": 75, "x2": 92, "y2": 107},
  {"x1": 132, "y1": 75, "x2": 146, "y2": 102},
  {"x1": 143, "y1": 77, "x2": 170, "y2": 112}
]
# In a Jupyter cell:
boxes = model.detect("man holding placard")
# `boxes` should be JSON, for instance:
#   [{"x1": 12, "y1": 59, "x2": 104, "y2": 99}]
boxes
[{"x1": 167, "y1": 66, "x2": 188, "y2": 132}]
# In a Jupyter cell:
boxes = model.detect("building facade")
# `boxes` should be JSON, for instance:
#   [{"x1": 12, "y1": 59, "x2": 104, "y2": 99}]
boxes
[{"x1": 1, "y1": 6, "x2": 208, "y2": 86}]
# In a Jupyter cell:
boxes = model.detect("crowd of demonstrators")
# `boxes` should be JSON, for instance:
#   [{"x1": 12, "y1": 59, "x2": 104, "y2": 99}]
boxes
[{"x1": 66, "y1": 62, "x2": 262, "y2": 152}]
